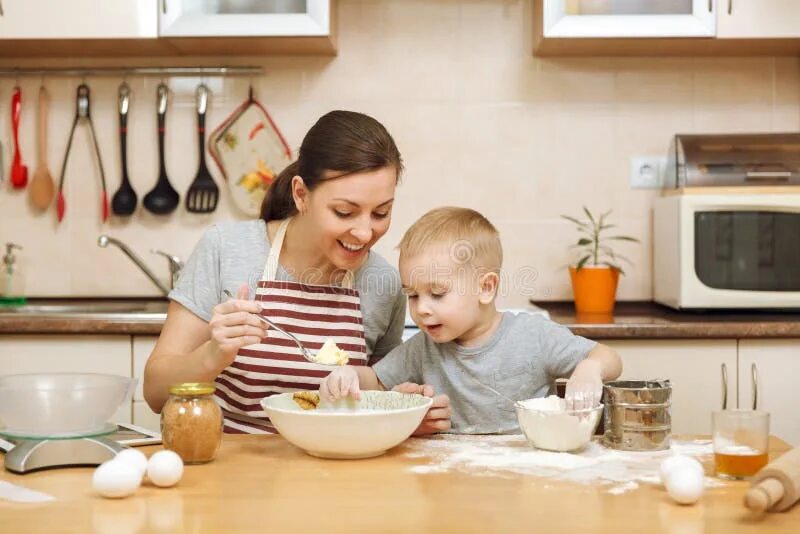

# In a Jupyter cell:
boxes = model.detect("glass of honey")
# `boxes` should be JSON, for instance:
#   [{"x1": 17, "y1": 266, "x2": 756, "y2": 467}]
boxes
[{"x1": 712, "y1": 410, "x2": 770, "y2": 480}]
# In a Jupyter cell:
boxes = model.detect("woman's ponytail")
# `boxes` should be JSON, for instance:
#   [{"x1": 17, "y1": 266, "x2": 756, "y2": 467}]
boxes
[{"x1": 260, "y1": 161, "x2": 300, "y2": 222}]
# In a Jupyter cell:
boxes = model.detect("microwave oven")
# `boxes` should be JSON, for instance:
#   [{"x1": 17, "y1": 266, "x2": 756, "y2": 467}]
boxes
[{"x1": 654, "y1": 192, "x2": 800, "y2": 310}]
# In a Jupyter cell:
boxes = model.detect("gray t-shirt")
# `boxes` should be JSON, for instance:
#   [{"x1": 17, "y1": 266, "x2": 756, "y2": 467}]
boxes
[
  {"x1": 169, "y1": 220, "x2": 406, "y2": 361},
  {"x1": 373, "y1": 311, "x2": 597, "y2": 434}
]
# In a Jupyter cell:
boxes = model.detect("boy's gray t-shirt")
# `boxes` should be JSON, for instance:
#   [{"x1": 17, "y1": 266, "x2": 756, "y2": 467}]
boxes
[
  {"x1": 373, "y1": 312, "x2": 597, "y2": 434},
  {"x1": 169, "y1": 220, "x2": 406, "y2": 361}
]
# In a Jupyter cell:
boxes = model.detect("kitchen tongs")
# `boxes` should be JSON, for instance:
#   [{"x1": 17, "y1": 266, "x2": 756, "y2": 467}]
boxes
[{"x1": 57, "y1": 84, "x2": 109, "y2": 223}]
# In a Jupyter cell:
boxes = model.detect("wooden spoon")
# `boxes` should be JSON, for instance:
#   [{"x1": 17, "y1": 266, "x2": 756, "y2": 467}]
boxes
[{"x1": 29, "y1": 86, "x2": 55, "y2": 211}]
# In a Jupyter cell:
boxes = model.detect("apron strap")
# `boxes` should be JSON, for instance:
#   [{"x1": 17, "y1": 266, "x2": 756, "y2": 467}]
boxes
[{"x1": 262, "y1": 217, "x2": 355, "y2": 290}]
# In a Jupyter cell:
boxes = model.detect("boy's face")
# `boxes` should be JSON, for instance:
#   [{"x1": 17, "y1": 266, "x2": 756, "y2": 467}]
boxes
[{"x1": 400, "y1": 249, "x2": 492, "y2": 344}]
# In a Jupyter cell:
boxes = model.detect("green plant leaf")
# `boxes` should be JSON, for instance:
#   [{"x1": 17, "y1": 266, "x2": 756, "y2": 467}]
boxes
[
  {"x1": 576, "y1": 238, "x2": 592, "y2": 246},
  {"x1": 601, "y1": 261, "x2": 625, "y2": 275},
  {"x1": 598, "y1": 209, "x2": 612, "y2": 227},
  {"x1": 576, "y1": 255, "x2": 592, "y2": 271},
  {"x1": 561, "y1": 215, "x2": 589, "y2": 228},
  {"x1": 608, "y1": 235, "x2": 640, "y2": 242},
  {"x1": 599, "y1": 224, "x2": 616, "y2": 231},
  {"x1": 582, "y1": 206, "x2": 596, "y2": 226}
]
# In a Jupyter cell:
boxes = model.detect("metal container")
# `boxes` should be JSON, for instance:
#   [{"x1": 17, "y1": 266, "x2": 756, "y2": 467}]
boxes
[{"x1": 603, "y1": 379, "x2": 671, "y2": 451}]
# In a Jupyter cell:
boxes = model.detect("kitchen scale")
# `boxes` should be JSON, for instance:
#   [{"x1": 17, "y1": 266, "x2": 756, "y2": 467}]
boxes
[{"x1": 0, "y1": 423, "x2": 161, "y2": 474}]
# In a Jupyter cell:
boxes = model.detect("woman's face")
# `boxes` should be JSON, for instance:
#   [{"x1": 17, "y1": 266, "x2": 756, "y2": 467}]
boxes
[{"x1": 297, "y1": 166, "x2": 397, "y2": 271}]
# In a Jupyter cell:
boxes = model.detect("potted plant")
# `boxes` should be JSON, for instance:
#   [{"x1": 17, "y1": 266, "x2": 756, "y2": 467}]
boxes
[{"x1": 562, "y1": 207, "x2": 639, "y2": 314}]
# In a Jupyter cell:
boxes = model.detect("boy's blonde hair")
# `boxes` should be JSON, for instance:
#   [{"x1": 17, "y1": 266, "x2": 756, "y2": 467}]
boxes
[{"x1": 398, "y1": 207, "x2": 502, "y2": 273}]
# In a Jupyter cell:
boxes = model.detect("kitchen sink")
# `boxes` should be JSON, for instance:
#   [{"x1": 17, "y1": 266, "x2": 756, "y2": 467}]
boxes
[{"x1": 0, "y1": 299, "x2": 169, "y2": 318}]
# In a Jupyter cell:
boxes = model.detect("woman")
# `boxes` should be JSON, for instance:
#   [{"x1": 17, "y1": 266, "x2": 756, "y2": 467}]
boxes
[{"x1": 144, "y1": 110, "x2": 451, "y2": 434}]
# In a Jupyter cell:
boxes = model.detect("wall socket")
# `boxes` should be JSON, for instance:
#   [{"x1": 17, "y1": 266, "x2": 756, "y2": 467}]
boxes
[{"x1": 629, "y1": 155, "x2": 666, "y2": 189}]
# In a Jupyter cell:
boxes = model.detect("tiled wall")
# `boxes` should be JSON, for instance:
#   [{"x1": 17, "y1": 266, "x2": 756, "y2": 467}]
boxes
[{"x1": 0, "y1": 0, "x2": 798, "y2": 307}]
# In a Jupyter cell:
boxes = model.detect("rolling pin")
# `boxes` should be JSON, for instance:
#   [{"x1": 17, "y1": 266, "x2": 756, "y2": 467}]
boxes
[{"x1": 744, "y1": 446, "x2": 800, "y2": 513}]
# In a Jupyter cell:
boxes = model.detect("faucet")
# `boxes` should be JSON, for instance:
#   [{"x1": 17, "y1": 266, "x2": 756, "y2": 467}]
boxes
[{"x1": 98, "y1": 235, "x2": 183, "y2": 296}]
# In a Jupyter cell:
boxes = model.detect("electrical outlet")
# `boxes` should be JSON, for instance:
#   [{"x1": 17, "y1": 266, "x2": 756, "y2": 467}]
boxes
[{"x1": 629, "y1": 155, "x2": 666, "y2": 189}]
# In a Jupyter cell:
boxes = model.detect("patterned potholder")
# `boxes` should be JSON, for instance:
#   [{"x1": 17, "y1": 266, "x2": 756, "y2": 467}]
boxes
[{"x1": 209, "y1": 91, "x2": 292, "y2": 216}]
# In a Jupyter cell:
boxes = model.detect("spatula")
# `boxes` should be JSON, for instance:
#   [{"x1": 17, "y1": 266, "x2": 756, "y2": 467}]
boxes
[
  {"x1": 185, "y1": 84, "x2": 219, "y2": 213},
  {"x1": 29, "y1": 86, "x2": 55, "y2": 210}
]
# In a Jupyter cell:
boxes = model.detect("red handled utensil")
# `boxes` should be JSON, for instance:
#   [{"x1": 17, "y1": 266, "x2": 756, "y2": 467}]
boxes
[{"x1": 10, "y1": 87, "x2": 28, "y2": 189}]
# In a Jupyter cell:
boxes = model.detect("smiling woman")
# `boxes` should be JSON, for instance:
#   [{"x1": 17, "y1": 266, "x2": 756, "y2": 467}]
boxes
[{"x1": 143, "y1": 111, "x2": 452, "y2": 435}]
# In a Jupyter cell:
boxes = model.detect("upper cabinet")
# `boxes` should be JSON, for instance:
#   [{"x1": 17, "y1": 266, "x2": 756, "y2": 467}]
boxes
[
  {"x1": 159, "y1": 0, "x2": 331, "y2": 38},
  {"x1": 535, "y1": 0, "x2": 800, "y2": 56},
  {"x1": 0, "y1": 0, "x2": 157, "y2": 39},
  {"x1": 0, "y1": 0, "x2": 336, "y2": 57},
  {"x1": 716, "y1": 0, "x2": 800, "y2": 39},
  {"x1": 543, "y1": 0, "x2": 716, "y2": 38}
]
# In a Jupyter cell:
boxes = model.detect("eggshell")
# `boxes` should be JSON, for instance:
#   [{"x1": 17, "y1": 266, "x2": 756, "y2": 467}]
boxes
[
  {"x1": 147, "y1": 450, "x2": 184, "y2": 488},
  {"x1": 93, "y1": 459, "x2": 142, "y2": 498},
  {"x1": 659, "y1": 455, "x2": 704, "y2": 486},
  {"x1": 665, "y1": 465, "x2": 705, "y2": 505},
  {"x1": 115, "y1": 449, "x2": 148, "y2": 477}
]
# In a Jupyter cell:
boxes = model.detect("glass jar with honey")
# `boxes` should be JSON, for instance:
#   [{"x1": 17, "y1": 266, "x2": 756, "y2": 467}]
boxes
[{"x1": 161, "y1": 382, "x2": 223, "y2": 464}]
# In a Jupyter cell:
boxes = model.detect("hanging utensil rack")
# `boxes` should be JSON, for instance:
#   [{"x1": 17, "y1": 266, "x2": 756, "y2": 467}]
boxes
[{"x1": 0, "y1": 66, "x2": 261, "y2": 78}]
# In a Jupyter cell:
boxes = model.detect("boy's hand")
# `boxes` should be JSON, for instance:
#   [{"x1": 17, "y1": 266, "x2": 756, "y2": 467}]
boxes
[
  {"x1": 320, "y1": 366, "x2": 361, "y2": 401},
  {"x1": 393, "y1": 382, "x2": 452, "y2": 435},
  {"x1": 565, "y1": 359, "x2": 603, "y2": 410}
]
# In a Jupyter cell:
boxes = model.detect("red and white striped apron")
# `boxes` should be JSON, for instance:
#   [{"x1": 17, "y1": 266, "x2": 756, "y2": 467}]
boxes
[{"x1": 214, "y1": 218, "x2": 368, "y2": 433}]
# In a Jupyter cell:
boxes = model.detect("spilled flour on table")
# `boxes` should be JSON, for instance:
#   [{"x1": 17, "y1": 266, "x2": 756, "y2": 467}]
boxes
[{"x1": 405, "y1": 435, "x2": 723, "y2": 495}]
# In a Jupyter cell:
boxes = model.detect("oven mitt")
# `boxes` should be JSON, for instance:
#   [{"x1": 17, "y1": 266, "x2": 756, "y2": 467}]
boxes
[{"x1": 209, "y1": 96, "x2": 292, "y2": 216}]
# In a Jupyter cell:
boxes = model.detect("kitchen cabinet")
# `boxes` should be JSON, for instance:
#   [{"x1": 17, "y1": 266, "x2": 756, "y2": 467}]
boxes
[
  {"x1": 541, "y1": 0, "x2": 716, "y2": 38},
  {"x1": 159, "y1": 0, "x2": 331, "y2": 38},
  {"x1": 716, "y1": 0, "x2": 800, "y2": 38},
  {"x1": 132, "y1": 335, "x2": 160, "y2": 431},
  {"x1": 0, "y1": 335, "x2": 132, "y2": 424},
  {"x1": 0, "y1": 0, "x2": 157, "y2": 39},
  {"x1": 738, "y1": 339, "x2": 800, "y2": 445},
  {"x1": 604, "y1": 339, "x2": 737, "y2": 435}
]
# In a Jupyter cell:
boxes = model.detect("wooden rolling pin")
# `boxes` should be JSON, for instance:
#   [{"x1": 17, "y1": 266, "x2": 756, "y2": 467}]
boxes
[{"x1": 744, "y1": 446, "x2": 800, "y2": 513}]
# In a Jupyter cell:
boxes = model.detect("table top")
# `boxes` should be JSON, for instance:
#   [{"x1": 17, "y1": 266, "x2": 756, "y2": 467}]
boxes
[{"x1": 0, "y1": 434, "x2": 796, "y2": 533}]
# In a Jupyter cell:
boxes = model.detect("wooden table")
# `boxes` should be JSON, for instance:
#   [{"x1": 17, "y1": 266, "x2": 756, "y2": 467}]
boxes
[{"x1": 0, "y1": 435, "x2": 796, "y2": 533}]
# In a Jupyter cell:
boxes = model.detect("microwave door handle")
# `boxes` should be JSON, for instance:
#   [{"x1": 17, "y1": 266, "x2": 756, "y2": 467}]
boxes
[{"x1": 745, "y1": 171, "x2": 792, "y2": 181}]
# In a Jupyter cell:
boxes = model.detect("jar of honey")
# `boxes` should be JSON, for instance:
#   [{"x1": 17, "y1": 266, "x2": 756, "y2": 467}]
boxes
[{"x1": 161, "y1": 382, "x2": 223, "y2": 464}]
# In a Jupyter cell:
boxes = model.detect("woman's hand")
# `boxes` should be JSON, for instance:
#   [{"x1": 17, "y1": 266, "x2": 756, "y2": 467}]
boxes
[
  {"x1": 392, "y1": 382, "x2": 452, "y2": 435},
  {"x1": 565, "y1": 358, "x2": 603, "y2": 410},
  {"x1": 208, "y1": 283, "x2": 268, "y2": 371},
  {"x1": 320, "y1": 366, "x2": 361, "y2": 401}
]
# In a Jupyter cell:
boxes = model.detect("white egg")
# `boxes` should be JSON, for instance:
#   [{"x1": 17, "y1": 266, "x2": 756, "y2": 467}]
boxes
[
  {"x1": 92, "y1": 459, "x2": 142, "y2": 498},
  {"x1": 115, "y1": 449, "x2": 148, "y2": 477},
  {"x1": 665, "y1": 465, "x2": 705, "y2": 505},
  {"x1": 147, "y1": 450, "x2": 184, "y2": 488},
  {"x1": 659, "y1": 455, "x2": 704, "y2": 486}
]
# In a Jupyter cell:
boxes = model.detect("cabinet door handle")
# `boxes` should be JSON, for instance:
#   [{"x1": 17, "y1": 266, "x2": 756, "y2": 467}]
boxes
[
  {"x1": 708, "y1": 0, "x2": 712, "y2": 12},
  {"x1": 721, "y1": 362, "x2": 728, "y2": 410},
  {"x1": 162, "y1": 0, "x2": 167, "y2": 15},
  {"x1": 728, "y1": 0, "x2": 733, "y2": 15},
  {"x1": 751, "y1": 363, "x2": 758, "y2": 410},
  {"x1": 0, "y1": 1, "x2": 4, "y2": 17}
]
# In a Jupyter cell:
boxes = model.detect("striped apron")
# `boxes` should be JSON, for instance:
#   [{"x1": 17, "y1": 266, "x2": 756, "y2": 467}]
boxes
[{"x1": 214, "y1": 218, "x2": 368, "y2": 433}]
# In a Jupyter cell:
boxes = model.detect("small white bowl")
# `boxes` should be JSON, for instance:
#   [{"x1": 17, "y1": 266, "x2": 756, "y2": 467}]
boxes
[
  {"x1": 261, "y1": 390, "x2": 432, "y2": 459},
  {"x1": 515, "y1": 401, "x2": 603, "y2": 452}
]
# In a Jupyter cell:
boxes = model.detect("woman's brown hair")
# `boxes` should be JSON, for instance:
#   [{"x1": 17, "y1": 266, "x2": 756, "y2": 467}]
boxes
[{"x1": 260, "y1": 110, "x2": 403, "y2": 222}]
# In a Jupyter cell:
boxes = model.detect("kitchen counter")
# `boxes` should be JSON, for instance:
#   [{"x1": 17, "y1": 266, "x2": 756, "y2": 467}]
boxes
[
  {"x1": 2, "y1": 299, "x2": 800, "y2": 339},
  {"x1": 531, "y1": 301, "x2": 800, "y2": 339},
  {"x1": 0, "y1": 434, "x2": 795, "y2": 532}
]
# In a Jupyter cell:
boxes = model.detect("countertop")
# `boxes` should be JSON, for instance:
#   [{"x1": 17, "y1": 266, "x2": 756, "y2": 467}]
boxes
[
  {"x1": 531, "y1": 301, "x2": 800, "y2": 339},
  {"x1": 0, "y1": 434, "x2": 795, "y2": 532},
  {"x1": 2, "y1": 299, "x2": 800, "y2": 339}
]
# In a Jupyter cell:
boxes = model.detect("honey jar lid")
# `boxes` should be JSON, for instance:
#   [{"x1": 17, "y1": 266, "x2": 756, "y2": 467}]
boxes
[{"x1": 169, "y1": 382, "x2": 216, "y2": 396}]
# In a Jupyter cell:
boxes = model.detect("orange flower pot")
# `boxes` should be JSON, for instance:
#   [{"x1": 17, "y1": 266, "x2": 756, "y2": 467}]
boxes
[{"x1": 569, "y1": 265, "x2": 620, "y2": 314}]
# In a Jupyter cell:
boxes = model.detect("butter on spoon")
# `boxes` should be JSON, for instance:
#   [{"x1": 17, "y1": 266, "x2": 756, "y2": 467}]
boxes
[{"x1": 314, "y1": 339, "x2": 350, "y2": 366}]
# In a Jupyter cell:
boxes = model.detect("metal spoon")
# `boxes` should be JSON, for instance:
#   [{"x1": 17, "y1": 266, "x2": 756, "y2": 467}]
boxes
[{"x1": 222, "y1": 289, "x2": 336, "y2": 366}]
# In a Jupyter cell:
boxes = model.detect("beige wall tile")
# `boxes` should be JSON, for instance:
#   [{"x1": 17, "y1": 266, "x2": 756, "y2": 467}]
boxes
[{"x1": 0, "y1": 0, "x2": 797, "y2": 304}]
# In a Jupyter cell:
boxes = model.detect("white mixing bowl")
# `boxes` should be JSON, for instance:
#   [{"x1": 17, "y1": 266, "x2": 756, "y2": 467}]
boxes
[
  {"x1": 0, "y1": 373, "x2": 136, "y2": 438},
  {"x1": 516, "y1": 401, "x2": 603, "y2": 452},
  {"x1": 261, "y1": 390, "x2": 432, "y2": 459}
]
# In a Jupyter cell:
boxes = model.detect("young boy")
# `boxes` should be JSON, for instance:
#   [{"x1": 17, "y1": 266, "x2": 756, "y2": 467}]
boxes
[{"x1": 321, "y1": 207, "x2": 622, "y2": 434}]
